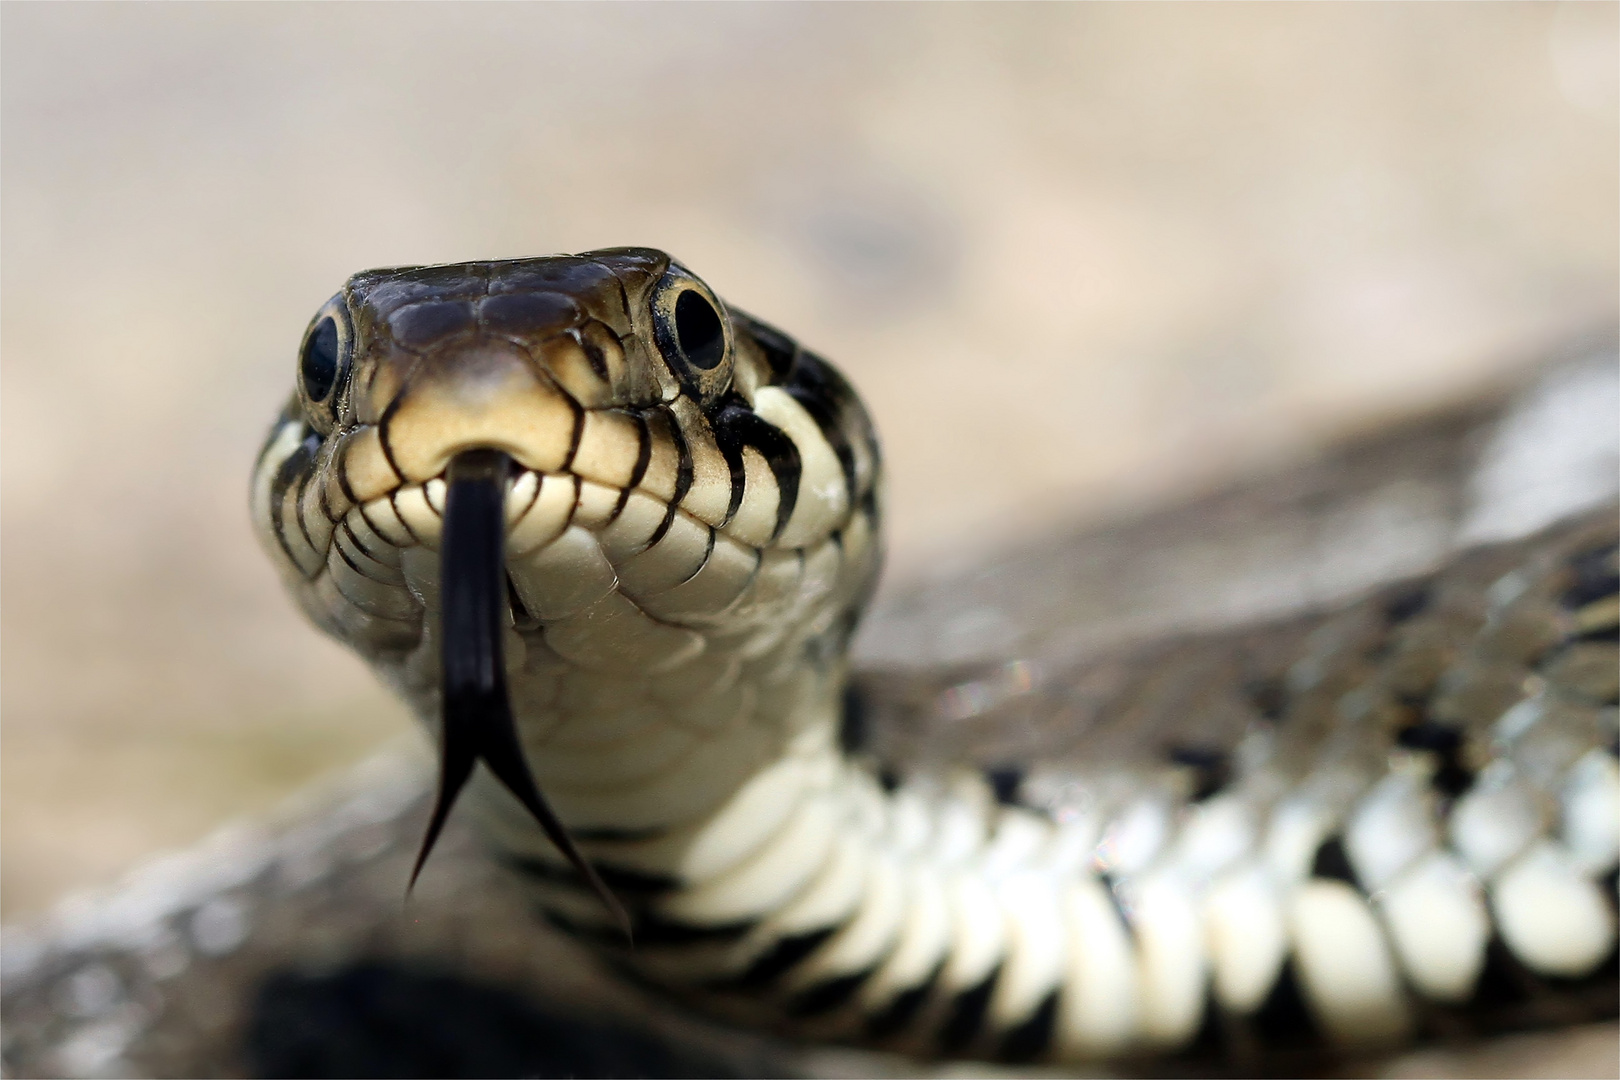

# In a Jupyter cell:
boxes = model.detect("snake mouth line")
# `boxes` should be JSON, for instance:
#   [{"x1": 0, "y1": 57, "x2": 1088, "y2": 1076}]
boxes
[{"x1": 411, "y1": 447, "x2": 630, "y2": 938}]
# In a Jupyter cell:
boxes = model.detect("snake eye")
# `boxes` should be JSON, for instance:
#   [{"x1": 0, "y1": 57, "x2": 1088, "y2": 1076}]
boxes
[
  {"x1": 297, "y1": 295, "x2": 352, "y2": 433},
  {"x1": 674, "y1": 290, "x2": 725, "y2": 370},
  {"x1": 651, "y1": 265, "x2": 732, "y2": 400},
  {"x1": 301, "y1": 317, "x2": 340, "y2": 402}
]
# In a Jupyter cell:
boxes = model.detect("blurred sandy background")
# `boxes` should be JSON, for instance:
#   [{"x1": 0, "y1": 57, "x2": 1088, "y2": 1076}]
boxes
[{"x1": 3, "y1": 3, "x2": 1615, "y2": 921}]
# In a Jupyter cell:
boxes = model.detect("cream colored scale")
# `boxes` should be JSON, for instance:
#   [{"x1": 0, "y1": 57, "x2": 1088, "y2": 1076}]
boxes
[{"x1": 253, "y1": 248, "x2": 1619, "y2": 1065}]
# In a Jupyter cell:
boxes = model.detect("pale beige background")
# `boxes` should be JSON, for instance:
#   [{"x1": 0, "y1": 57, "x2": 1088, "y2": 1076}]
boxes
[{"x1": 3, "y1": 2, "x2": 1616, "y2": 920}]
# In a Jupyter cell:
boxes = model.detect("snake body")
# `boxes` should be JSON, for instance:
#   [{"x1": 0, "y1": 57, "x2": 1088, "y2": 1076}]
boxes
[{"x1": 252, "y1": 249, "x2": 1619, "y2": 1065}]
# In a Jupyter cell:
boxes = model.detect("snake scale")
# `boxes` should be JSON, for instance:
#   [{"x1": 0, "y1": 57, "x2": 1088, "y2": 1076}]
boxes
[{"x1": 249, "y1": 249, "x2": 1619, "y2": 1068}]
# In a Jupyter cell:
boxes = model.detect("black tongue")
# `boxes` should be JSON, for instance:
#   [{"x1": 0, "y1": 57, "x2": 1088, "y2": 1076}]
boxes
[{"x1": 409, "y1": 449, "x2": 630, "y2": 939}]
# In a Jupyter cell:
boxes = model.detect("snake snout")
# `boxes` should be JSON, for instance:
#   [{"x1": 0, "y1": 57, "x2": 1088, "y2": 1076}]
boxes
[{"x1": 382, "y1": 339, "x2": 579, "y2": 484}]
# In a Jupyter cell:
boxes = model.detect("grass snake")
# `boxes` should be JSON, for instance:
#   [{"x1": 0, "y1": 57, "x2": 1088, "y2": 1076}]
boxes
[{"x1": 250, "y1": 249, "x2": 1619, "y2": 1067}]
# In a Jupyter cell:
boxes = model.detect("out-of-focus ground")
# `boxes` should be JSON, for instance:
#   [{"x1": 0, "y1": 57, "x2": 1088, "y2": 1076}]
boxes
[{"x1": 2, "y1": 3, "x2": 1616, "y2": 920}]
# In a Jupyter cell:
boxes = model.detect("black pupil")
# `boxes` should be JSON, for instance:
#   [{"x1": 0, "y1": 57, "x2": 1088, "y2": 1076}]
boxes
[
  {"x1": 301, "y1": 316, "x2": 340, "y2": 402},
  {"x1": 674, "y1": 289, "x2": 724, "y2": 370}
]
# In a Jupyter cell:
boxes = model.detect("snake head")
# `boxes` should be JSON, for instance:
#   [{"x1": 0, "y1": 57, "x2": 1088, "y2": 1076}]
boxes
[
  {"x1": 252, "y1": 249, "x2": 882, "y2": 928},
  {"x1": 254, "y1": 247, "x2": 879, "y2": 651}
]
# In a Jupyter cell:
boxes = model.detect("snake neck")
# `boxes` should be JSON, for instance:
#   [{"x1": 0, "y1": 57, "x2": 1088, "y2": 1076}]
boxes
[{"x1": 469, "y1": 511, "x2": 1618, "y2": 1065}]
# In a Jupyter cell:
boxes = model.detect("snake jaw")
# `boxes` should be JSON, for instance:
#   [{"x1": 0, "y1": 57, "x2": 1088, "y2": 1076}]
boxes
[{"x1": 412, "y1": 447, "x2": 630, "y2": 939}]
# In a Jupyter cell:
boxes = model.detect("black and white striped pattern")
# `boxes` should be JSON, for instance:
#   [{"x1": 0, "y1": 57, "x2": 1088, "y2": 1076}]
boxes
[{"x1": 252, "y1": 251, "x2": 1618, "y2": 1066}]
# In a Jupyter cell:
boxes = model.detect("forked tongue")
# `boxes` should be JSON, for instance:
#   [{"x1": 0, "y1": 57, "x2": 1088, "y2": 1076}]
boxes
[{"x1": 408, "y1": 449, "x2": 630, "y2": 939}]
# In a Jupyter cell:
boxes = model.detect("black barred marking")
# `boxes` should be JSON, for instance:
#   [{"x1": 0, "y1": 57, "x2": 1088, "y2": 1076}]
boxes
[
  {"x1": 1563, "y1": 542, "x2": 1619, "y2": 610},
  {"x1": 1310, "y1": 838, "x2": 1358, "y2": 886},
  {"x1": 626, "y1": 411, "x2": 653, "y2": 491},
  {"x1": 1471, "y1": 936, "x2": 1541, "y2": 1009},
  {"x1": 1395, "y1": 720, "x2": 1475, "y2": 797},
  {"x1": 1383, "y1": 582, "x2": 1433, "y2": 624},
  {"x1": 1574, "y1": 623, "x2": 1620, "y2": 645},
  {"x1": 388, "y1": 490, "x2": 427, "y2": 547},
  {"x1": 579, "y1": 328, "x2": 612, "y2": 380},
  {"x1": 291, "y1": 462, "x2": 325, "y2": 558},
  {"x1": 677, "y1": 528, "x2": 719, "y2": 590},
  {"x1": 653, "y1": 404, "x2": 698, "y2": 521},
  {"x1": 329, "y1": 527, "x2": 381, "y2": 582},
  {"x1": 997, "y1": 989, "x2": 1058, "y2": 1063},
  {"x1": 314, "y1": 443, "x2": 344, "y2": 525},
  {"x1": 269, "y1": 424, "x2": 323, "y2": 570},
  {"x1": 1252, "y1": 958, "x2": 1325, "y2": 1049},
  {"x1": 865, "y1": 962, "x2": 942, "y2": 1039},
  {"x1": 352, "y1": 498, "x2": 407, "y2": 561},
  {"x1": 711, "y1": 395, "x2": 802, "y2": 539},
  {"x1": 938, "y1": 967, "x2": 999, "y2": 1053},
  {"x1": 740, "y1": 314, "x2": 799, "y2": 381},
  {"x1": 788, "y1": 968, "x2": 873, "y2": 1018},
  {"x1": 1180, "y1": 995, "x2": 1227, "y2": 1065},
  {"x1": 628, "y1": 914, "x2": 756, "y2": 948},
  {"x1": 985, "y1": 766, "x2": 1024, "y2": 807},
  {"x1": 1165, "y1": 744, "x2": 1230, "y2": 802},
  {"x1": 505, "y1": 854, "x2": 678, "y2": 897},
  {"x1": 859, "y1": 484, "x2": 879, "y2": 521},
  {"x1": 641, "y1": 477, "x2": 689, "y2": 552},
  {"x1": 839, "y1": 684, "x2": 868, "y2": 754},
  {"x1": 334, "y1": 521, "x2": 399, "y2": 580},
  {"x1": 558, "y1": 394, "x2": 587, "y2": 474},
  {"x1": 877, "y1": 767, "x2": 901, "y2": 794},
  {"x1": 1395, "y1": 719, "x2": 1461, "y2": 753},
  {"x1": 868, "y1": 965, "x2": 946, "y2": 1042},
  {"x1": 333, "y1": 452, "x2": 366, "y2": 518},
  {"x1": 727, "y1": 928, "x2": 836, "y2": 990},
  {"x1": 784, "y1": 351, "x2": 864, "y2": 506}
]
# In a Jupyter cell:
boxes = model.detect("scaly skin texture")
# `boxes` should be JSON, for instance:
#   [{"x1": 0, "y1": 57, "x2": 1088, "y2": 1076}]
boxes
[{"x1": 253, "y1": 250, "x2": 1619, "y2": 1066}]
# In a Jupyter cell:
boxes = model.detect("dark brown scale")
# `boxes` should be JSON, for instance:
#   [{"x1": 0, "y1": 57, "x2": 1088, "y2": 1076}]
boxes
[
  {"x1": 388, "y1": 300, "x2": 476, "y2": 348},
  {"x1": 477, "y1": 291, "x2": 581, "y2": 339}
]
